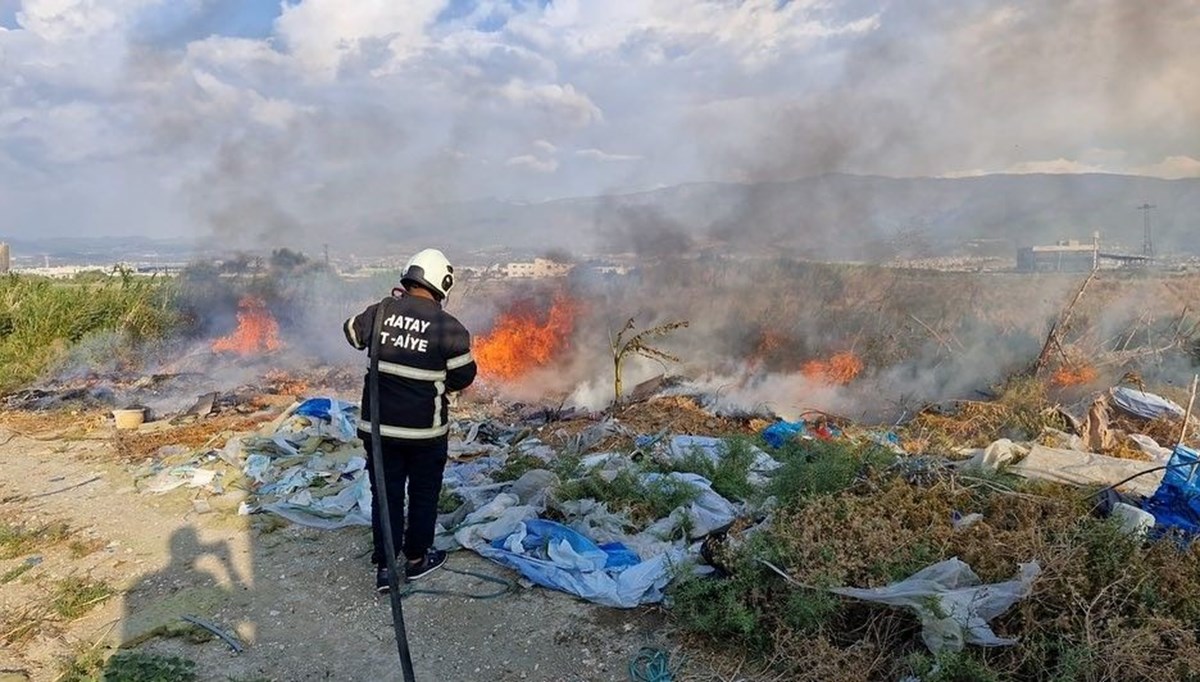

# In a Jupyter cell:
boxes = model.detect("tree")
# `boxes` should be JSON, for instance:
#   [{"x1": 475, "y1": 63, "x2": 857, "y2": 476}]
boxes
[
  {"x1": 269, "y1": 248, "x2": 309, "y2": 272},
  {"x1": 610, "y1": 317, "x2": 689, "y2": 405}
]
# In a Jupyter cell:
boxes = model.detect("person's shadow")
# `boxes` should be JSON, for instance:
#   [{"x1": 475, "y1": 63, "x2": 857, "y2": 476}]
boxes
[{"x1": 116, "y1": 526, "x2": 251, "y2": 653}]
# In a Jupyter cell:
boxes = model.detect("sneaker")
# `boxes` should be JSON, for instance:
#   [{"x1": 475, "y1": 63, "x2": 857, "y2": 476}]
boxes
[
  {"x1": 375, "y1": 567, "x2": 392, "y2": 594},
  {"x1": 405, "y1": 549, "x2": 447, "y2": 581}
]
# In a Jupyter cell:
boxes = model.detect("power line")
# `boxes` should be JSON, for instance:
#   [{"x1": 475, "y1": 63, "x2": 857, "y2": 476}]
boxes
[{"x1": 1137, "y1": 202, "x2": 1155, "y2": 258}]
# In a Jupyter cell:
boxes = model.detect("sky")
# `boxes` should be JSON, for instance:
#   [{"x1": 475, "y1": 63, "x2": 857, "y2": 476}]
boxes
[{"x1": 0, "y1": 0, "x2": 1197, "y2": 243}]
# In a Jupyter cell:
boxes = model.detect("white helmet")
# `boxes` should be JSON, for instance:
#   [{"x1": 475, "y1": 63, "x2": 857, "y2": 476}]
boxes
[{"x1": 401, "y1": 248, "x2": 454, "y2": 300}]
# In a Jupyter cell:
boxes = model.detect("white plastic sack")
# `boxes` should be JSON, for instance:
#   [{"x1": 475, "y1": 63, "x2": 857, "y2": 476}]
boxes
[{"x1": 832, "y1": 558, "x2": 1041, "y2": 653}]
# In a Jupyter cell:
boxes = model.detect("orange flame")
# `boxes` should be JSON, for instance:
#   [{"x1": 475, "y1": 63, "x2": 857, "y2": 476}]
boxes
[
  {"x1": 1051, "y1": 364, "x2": 1098, "y2": 387},
  {"x1": 212, "y1": 295, "x2": 283, "y2": 356},
  {"x1": 474, "y1": 294, "x2": 578, "y2": 380},
  {"x1": 802, "y1": 351, "x2": 863, "y2": 385}
]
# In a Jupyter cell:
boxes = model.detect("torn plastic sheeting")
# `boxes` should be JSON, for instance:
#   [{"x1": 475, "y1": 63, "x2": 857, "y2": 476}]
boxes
[
  {"x1": 452, "y1": 493, "x2": 540, "y2": 550},
  {"x1": 260, "y1": 474, "x2": 372, "y2": 530},
  {"x1": 831, "y1": 558, "x2": 1041, "y2": 653},
  {"x1": 479, "y1": 519, "x2": 680, "y2": 608},
  {"x1": 666, "y1": 436, "x2": 781, "y2": 475},
  {"x1": 642, "y1": 472, "x2": 738, "y2": 539},
  {"x1": 1011, "y1": 445, "x2": 1163, "y2": 498},
  {"x1": 1110, "y1": 387, "x2": 1186, "y2": 421},
  {"x1": 1141, "y1": 445, "x2": 1200, "y2": 536},
  {"x1": 143, "y1": 466, "x2": 222, "y2": 494},
  {"x1": 1128, "y1": 434, "x2": 1173, "y2": 464}
]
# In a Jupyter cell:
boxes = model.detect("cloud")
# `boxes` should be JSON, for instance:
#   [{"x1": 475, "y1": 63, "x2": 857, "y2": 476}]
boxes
[
  {"x1": 505, "y1": 154, "x2": 559, "y2": 173},
  {"x1": 575, "y1": 148, "x2": 641, "y2": 162},
  {"x1": 1135, "y1": 155, "x2": 1200, "y2": 179},
  {"x1": 0, "y1": 0, "x2": 1196, "y2": 244},
  {"x1": 497, "y1": 80, "x2": 603, "y2": 128}
]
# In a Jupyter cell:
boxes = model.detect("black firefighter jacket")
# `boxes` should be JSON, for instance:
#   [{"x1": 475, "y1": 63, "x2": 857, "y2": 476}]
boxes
[{"x1": 344, "y1": 294, "x2": 477, "y2": 441}]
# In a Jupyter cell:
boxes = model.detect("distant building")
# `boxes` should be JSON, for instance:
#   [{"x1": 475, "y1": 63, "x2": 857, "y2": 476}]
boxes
[
  {"x1": 1017, "y1": 240, "x2": 1097, "y2": 273},
  {"x1": 0, "y1": 242, "x2": 8, "y2": 274},
  {"x1": 501, "y1": 258, "x2": 573, "y2": 279},
  {"x1": 1017, "y1": 233, "x2": 1152, "y2": 272}
]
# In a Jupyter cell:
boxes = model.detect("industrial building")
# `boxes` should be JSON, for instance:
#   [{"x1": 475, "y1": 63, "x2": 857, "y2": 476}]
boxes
[
  {"x1": 1016, "y1": 235, "x2": 1152, "y2": 273},
  {"x1": 0, "y1": 242, "x2": 9, "y2": 274},
  {"x1": 1016, "y1": 239, "x2": 1098, "y2": 272}
]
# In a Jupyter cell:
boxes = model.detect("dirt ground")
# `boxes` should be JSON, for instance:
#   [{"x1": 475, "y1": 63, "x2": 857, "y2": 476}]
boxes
[{"x1": 0, "y1": 419, "x2": 695, "y2": 682}]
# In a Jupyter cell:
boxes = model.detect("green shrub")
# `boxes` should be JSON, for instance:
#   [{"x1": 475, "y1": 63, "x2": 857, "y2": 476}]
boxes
[
  {"x1": 556, "y1": 468, "x2": 701, "y2": 527},
  {"x1": 768, "y1": 439, "x2": 896, "y2": 506},
  {"x1": 0, "y1": 272, "x2": 177, "y2": 391}
]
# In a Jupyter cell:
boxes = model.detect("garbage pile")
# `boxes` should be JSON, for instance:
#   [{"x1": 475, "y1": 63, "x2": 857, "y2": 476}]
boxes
[{"x1": 124, "y1": 375, "x2": 1200, "y2": 679}]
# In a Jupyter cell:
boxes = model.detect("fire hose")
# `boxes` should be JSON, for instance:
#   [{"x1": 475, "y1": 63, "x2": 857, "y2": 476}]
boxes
[
  {"x1": 368, "y1": 296, "x2": 418, "y2": 682},
  {"x1": 367, "y1": 296, "x2": 514, "y2": 680}
]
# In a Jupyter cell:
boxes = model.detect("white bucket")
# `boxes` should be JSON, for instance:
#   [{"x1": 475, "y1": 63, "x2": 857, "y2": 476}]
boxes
[
  {"x1": 1112, "y1": 502, "x2": 1155, "y2": 538},
  {"x1": 112, "y1": 408, "x2": 146, "y2": 430}
]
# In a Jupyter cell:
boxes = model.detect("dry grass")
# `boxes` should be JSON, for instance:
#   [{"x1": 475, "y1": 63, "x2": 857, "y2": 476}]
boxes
[
  {"x1": 109, "y1": 411, "x2": 279, "y2": 462},
  {"x1": 672, "y1": 438, "x2": 1200, "y2": 681},
  {"x1": 0, "y1": 408, "x2": 107, "y2": 439}
]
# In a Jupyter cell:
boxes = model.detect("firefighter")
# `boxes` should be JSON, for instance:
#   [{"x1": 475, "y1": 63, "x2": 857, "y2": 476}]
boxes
[{"x1": 343, "y1": 248, "x2": 477, "y2": 592}]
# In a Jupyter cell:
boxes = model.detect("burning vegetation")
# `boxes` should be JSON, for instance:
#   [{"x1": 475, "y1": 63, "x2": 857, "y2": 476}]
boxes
[
  {"x1": 473, "y1": 293, "x2": 579, "y2": 381},
  {"x1": 801, "y1": 351, "x2": 864, "y2": 386},
  {"x1": 211, "y1": 295, "x2": 283, "y2": 357}
]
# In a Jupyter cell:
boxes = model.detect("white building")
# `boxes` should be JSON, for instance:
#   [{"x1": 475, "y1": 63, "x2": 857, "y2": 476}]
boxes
[{"x1": 501, "y1": 258, "x2": 573, "y2": 279}]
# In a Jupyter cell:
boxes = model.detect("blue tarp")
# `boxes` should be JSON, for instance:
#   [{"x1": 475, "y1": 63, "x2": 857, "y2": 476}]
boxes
[
  {"x1": 1141, "y1": 445, "x2": 1200, "y2": 536},
  {"x1": 762, "y1": 421, "x2": 806, "y2": 448},
  {"x1": 477, "y1": 519, "x2": 679, "y2": 608}
]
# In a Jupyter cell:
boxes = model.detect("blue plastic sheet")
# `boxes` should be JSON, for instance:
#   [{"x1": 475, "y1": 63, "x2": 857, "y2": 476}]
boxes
[
  {"x1": 1142, "y1": 445, "x2": 1200, "y2": 536},
  {"x1": 762, "y1": 421, "x2": 806, "y2": 448},
  {"x1": 478, "y1": 519, "x2": 677, "y2": 608},
  {"x1": 293, "y1": 397, "x2": 358, "y2": 441}
]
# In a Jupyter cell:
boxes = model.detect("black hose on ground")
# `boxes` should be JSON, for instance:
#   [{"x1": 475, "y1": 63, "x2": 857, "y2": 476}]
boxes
[{"x1": 369, "y1": 296, "x2": 417, "y2": 682}]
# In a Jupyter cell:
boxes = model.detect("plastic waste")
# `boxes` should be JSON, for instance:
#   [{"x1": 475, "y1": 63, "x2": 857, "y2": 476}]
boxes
[
  {"x1": 641, "y1": 472, "x2": 739, "y2": 539},
  {"x1": 1111, "y1": 502, "x2": 1155, "y2": 537},
  {"x1": 1128, "y1": 434, "x2": 1173, "y2": 464},
  {"x1": 1011, "y1": 445, "x2": 1162, "y2": 498},
  {"x1": 478, "y1": 519, "x2": 680, "y2": 608},
  {"x1": 1110, "y1": 387, "x2": 1186, "y2": 421},
  {"x1": 1141, "y1": 445, "x2": 1200, "y2": 536},
  {"x1": 293, "y1": 397, "x2": 358, "y2": 441},
  {"x1": 762, "y1": 421, "x2": 806, "y2": 448},
  {"x1": 666, "y1": 436, "x2": 781, "y2": 476},
  {"x1": 831, "y1": 557, "x2": 1041, "y2": 653}
]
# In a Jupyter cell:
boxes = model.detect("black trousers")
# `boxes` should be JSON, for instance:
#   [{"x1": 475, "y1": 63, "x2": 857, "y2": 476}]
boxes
[{"x1": 363, "y1": 435, "x2": 448, "y2": 566}]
